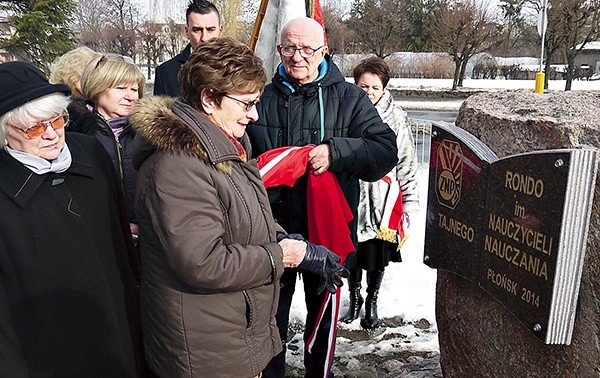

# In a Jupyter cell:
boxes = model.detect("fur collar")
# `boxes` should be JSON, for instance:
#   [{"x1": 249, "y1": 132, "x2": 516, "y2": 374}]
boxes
[
  {"x1": 375, "y1": 90, "x2": 394, "y2": 120},
  {"x1": 129, "y1": 96, "x2": 241, "y2": 174}
]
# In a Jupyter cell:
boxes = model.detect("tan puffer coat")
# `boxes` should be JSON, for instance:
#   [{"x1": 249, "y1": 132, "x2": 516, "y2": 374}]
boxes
[{"x1": 129, "y1": 97, "x2": 283, "y2": 377}]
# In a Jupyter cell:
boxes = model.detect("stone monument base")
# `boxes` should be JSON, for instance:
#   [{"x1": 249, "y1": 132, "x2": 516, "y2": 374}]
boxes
[{"x1": 436, "y1": 90, "x2": 600, "y2": 377}]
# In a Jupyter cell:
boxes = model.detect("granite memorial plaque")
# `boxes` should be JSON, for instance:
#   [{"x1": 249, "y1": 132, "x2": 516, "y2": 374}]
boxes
[
  {"x1": 424, "y1": 121, "x2": 598, "y2": 344},
  {"x1": 424, "y1": 123, "x2": 495, "y2": 281}
]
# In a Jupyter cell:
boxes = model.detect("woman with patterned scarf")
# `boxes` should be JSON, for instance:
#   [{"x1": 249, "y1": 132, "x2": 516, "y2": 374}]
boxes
[{"x1": 341, "y1": 56, "x2": 420, "y2": 329}]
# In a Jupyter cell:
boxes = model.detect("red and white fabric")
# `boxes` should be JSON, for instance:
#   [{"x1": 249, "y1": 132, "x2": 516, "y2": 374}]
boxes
[{"x1": 257, "y1": 145, "x2": 355, "y2": 262}]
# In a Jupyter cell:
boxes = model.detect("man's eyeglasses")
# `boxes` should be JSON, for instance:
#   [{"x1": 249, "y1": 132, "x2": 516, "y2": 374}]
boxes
[
  {"x1": 223, "y1": 94, "x2": 259, "y2": 112},
  {"x1": 279, "y1": 45, "x2": 324, "y2": 59},
  {"x1": 11, "y1": 113, "x2": 69, "y2": 139}
]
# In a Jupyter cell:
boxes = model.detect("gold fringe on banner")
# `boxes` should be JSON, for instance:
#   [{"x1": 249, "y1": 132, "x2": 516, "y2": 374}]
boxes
[
  {"x1": 376, "y1": 228, "x2": 397, "y2": 244},
  {"x1": 376, "y1": 227, "x2": 409, "y2": 251}
]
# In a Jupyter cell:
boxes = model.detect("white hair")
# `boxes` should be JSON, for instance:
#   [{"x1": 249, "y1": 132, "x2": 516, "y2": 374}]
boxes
[{"x1": 0, "y1": 93, "x2": 70, "y2": 147}]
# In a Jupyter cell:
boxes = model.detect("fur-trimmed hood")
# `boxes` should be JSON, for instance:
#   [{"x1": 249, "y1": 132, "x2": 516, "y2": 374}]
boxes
[
  {"x1": 129, "y1": 96, "x2": 251, "y2": 173},
  {"x1": 132, "y1": 98, "x2": 283, "y2": 378}
]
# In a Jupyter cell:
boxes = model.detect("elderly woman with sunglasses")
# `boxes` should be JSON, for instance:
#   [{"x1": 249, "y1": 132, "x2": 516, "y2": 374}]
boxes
[
  {"x1": 69, "y1": 54, "x2": 146, "y2": 242},
  {"x1": 0, "y1": 61, "x2": 142, "y2": 376}
]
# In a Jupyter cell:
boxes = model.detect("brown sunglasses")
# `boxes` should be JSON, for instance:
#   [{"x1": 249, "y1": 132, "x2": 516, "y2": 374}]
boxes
[{"x1": 11, "y1": 113, "x2": 69, "y2": 139}]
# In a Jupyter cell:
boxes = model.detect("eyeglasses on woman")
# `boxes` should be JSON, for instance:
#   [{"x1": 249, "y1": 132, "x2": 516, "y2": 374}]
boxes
[{"x1": 10, "y1": 113, "x2": 69, "y2": 139}]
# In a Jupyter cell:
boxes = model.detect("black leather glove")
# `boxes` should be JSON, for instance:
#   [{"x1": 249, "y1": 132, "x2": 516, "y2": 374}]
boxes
[
  {"x1": 276, "y1": 232, "x2": 304, "y2": 242},
  {"x1": 298, "y1": 242, "x2": 349, "y2": 295},
  {"x1": 276, "y1": 232, "x2": 349, "y2": 294}
]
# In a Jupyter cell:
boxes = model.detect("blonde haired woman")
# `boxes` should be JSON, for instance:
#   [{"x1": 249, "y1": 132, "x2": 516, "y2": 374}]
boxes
[
  {"x1": 49, "y1": 46, "x2": 100, "y2": 99},
  {"x1": 69, "y1": 54, "x2": 146, "y2": 242}
]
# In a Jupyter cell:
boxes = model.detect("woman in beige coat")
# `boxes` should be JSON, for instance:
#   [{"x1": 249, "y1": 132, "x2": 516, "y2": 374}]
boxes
[
  {"x1": 341, "y1": 57, "x2": 420, "y2": 329},
  {"x1": 130, "y1": 37, "x2": 344, "y2": 377}
]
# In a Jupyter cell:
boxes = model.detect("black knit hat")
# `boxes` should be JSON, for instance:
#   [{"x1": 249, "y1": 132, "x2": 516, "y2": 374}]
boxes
[{"x1": 0, "y1": 61, "x2": 70, "y2": 118}]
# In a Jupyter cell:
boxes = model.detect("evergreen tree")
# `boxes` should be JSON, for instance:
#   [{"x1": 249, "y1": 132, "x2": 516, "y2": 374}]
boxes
[
  {"x1": 403, "y1": 0, "x2": 434, "y2": 52},
  {"x1": 1, "y1": 0, "x2": 76, "y2": 73},
  {"x1": 498, "y1": 0, "x2": 525, "y2": 55}
]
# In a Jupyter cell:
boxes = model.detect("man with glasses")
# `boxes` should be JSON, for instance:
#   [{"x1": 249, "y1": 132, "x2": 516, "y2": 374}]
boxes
[
  {"x1": 247, "y1": 16, "x2": 398, "y2": 378},
  {"x1": 153, "y1": 0, "x2": 223, "y2": 96}
]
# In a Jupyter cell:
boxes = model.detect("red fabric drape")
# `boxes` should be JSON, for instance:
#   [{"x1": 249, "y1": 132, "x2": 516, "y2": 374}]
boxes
[{"x1": 257, "y1": 145, "x2": 355, "y2": 262}]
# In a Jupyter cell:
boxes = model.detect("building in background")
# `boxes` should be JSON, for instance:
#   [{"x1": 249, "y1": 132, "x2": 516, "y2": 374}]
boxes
[
  {"x1": 575, "y1": 41, "x2": 600, "y2": 77},
  {"x1": 147, "y1": 0, "x2": 186, "y2": 23}
]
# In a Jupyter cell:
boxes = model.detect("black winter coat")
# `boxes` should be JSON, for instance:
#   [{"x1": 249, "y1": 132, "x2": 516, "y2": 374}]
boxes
[
  {"x1": 0, "y1": 133, "x2": 141, "y2": 377},
  {"x1": 153, "y1": 44, "x2": 191, "y2": 97},
  {"x1": 246, "y1": 55, "x2": 398, "y2": 244},
  {"x1": 68, "y1": 100, "x2": 138, "y2": 224}
]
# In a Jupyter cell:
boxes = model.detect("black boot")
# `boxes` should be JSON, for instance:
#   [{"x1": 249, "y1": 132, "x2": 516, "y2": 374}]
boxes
[
  {"x1": 340, "y1": 268, "x2": 363, "y2": 323},
  {"x1": 361, "y1": 270, "x2": 384, "y2": 329}
]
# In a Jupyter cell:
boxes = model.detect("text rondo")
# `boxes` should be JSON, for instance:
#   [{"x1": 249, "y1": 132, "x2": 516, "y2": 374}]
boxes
[{"x1": 505, "y1": 170, "x2": 544, "y2": 198}]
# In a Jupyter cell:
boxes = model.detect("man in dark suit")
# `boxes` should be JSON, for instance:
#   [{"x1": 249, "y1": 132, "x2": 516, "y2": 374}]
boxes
[{"x1": 153, "y1": 0, "x2": 222, "y2": 96}]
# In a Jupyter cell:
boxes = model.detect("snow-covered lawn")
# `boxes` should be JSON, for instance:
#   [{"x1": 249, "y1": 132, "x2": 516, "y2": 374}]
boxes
[
  {"x1": 387, "y1": 77, "x2": 600, "y2": 92},
  {"x1": 288, "y1": 167, "x2": 439, "y2": 369}
]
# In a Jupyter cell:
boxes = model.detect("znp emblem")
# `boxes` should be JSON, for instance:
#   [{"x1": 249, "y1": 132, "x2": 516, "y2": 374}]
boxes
[{"x1": 435, "y1": 139, "x2": 463, "y2": 209}]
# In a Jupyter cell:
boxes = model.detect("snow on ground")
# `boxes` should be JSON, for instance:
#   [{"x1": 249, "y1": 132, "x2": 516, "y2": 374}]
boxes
[
  {"x1": 390, "y1": 77, "x2": 599, "y2": 111},
  {"x1": 386, "y1": 77, "x2": 599, "y2": 92},
  {"x1": 287, "y1": 166, "x2": 438, "y2": 369},
  {"x1": 282, "y1": 78, "x2": 599, "y2": 370}
]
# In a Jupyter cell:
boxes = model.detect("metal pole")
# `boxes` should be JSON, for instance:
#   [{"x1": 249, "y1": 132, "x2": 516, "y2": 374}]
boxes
[
  {"x1": 539, "y1": 0, "x2": 547, "y2": 72},
  {"x1": 249, "y1": 0, "x2": 269, "y2": 51},
  {"x1": 535, "y1": 0, "x2": 549, "y2": 93}
]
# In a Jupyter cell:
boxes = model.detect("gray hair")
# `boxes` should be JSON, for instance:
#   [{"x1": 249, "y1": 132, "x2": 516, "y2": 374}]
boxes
[{"x1": 0, "y1": 93, "x2": 70, "y2": 147}]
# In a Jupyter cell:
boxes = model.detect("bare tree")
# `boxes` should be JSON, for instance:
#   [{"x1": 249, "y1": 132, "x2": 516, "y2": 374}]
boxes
[
  {"x1": 232, "y1": 0, "x2": 259, "y2": 44},
  {"x1": 103, "y1": 0, "x2": 141, "y2": 59},
  {"x1": 524, "y1": 0, "x2": 600, "y2": 89},
  {"x1": 322, "y1": 0, "x2": 352, "y2": 55},
  {"x1": 429, "y1": 0, "x2": 497, "y2": 89},
  {"x1": 552, "y1": 0, "x2": 600, "y2": 89},
  {"x1": 73, "y1": 0, "x2": 108, "y2": 51},
  {"x1": 347, "y1": 0, "x2": 407, "y2": 58},
  {"x1": 162, "y1": 18, "x2": 186, "y2": 58},
  {"x1": 72, "y1": 0, "x2": 141, "y2": 58},
  {"x1": 138, "y1": 21, "x2": 164, "y2": 79},
  {"x1": 212, "y1": 0, "x2": 243, "y2": 40}
]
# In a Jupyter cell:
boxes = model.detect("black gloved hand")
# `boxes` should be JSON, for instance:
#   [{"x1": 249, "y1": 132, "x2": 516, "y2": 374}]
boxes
[
  {"x1": 276, "y1": 232, "x2": 304, "y2": 242},
  {"x1": 298, "y1": 242, "x2": 349, "y2": 295},
  {"x1": 276, "y1": 232, "x2": 349, "y2": 294}
]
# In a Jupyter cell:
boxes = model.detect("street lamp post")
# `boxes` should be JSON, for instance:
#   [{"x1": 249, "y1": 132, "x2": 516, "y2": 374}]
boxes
[{"x1": 535, "y1": 0, "x2": 549, "y2": 93}]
